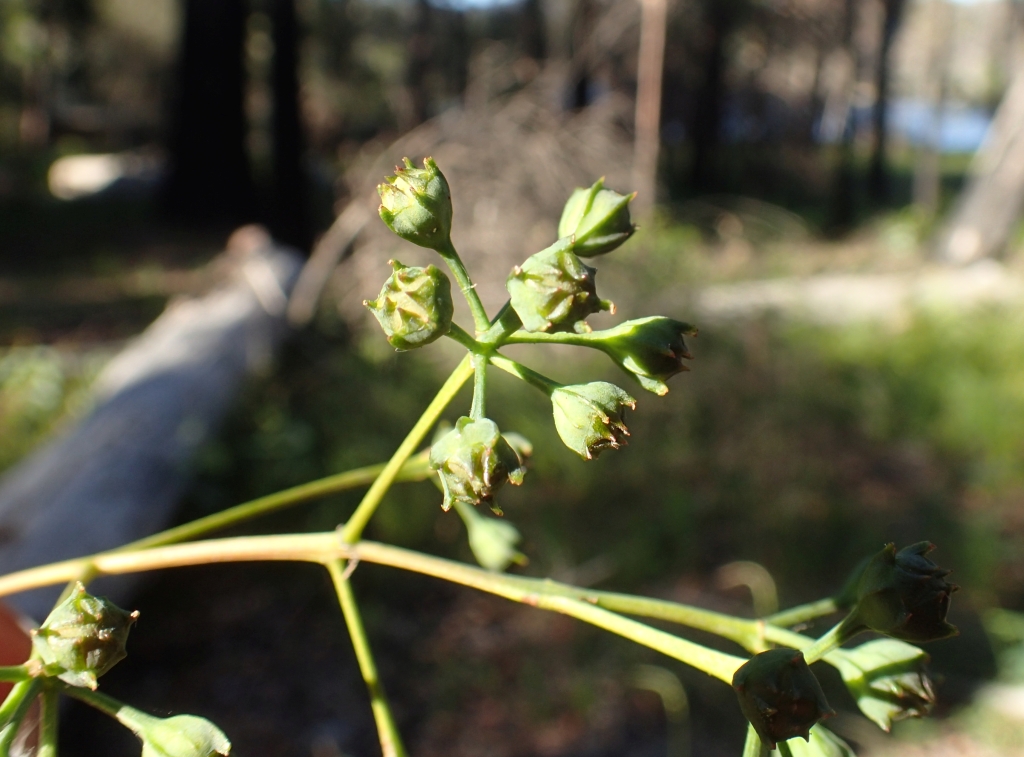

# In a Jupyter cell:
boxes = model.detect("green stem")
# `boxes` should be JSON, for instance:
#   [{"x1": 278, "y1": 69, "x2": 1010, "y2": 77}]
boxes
[
  {"x1": 470, "y1": 354, "x2": 487, "y2": 419},
  {"x1": 120, "y1": 453, "x2": 433, "y2": 552},
  {"x1": 446, "y1": 322, "x2": 479, "y2": 351},
  {"x1": 0, "y1": 679, "x2": 40, "y2": 755},
  {"x1": 742, "y1": 724, "x2": 769, "y2": 757},
  {"x1": 58, "y1": 686, "x2": 120, "y2": 718},
  {"x1": 488, "y1": 354, "x2": 560, "y2": 395},
  {"x1": 327, "y1": 561, "x2": 408, "y2": 757},
  {"x1": 338, "y1": 354, "x2": 474, "y2": 544},
  {"x1": 764, "y1": 598, "x2": 839, "y2": 628},
  {"x1": 0, "y1": 667, "x2": 31, "y2": 684},
  {"x1": 504, "y1": 330, "x2": 598, "y2": 348},
  {"x1": 801, "y1": 622, "x2": 847, "y2": 663},
  {"x1": 478, "y1": 300, "x2": 523, "y2": 347},
  {"x1": 37, "y1": 686, "x2": 58, "y2": 757},
  {"x1": 437, "y1": 240, "x2": 490, "y2": 333}
]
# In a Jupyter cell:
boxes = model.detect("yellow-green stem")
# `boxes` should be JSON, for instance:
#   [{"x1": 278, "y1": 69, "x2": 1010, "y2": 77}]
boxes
[
  {"x1": 470, "y1": 354, "x2": 487, "y2": 419},
  {"x1": 338, "y1": 354, "x2": 473, "y2": 544},
  {"x1": 742, "y1": 724, "x2": 769, "y2": 757},
  {"x1": 120, "y1": 453, "x2": 433, "y2": 552},
  {"x1": 437, "y1": 241, "x2": 490, "y2": 333},
  {"x1": 37, "y1": 686, "x2": 58, "y2": 757},
  {"x1": 489, "y1": 354, "x2": 559, "y2": 395},
  {"x1": 764, "y1": 598, "x2": 839, "y2": 628},
  {"x1": 0, "y1": 678, "x2": 41, "y2": 756},
  {"x1": 327, "y1": 561, "x2": 407, "y2": 757}
]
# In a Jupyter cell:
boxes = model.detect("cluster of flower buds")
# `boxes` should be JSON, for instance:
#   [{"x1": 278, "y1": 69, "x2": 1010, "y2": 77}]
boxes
[
  {"x1": 428, "y1": 417, "x2": 527, "y2": 514},
  {"x1": 732, "y1": 648, "x2": 835, "y2": 750},
  {"x1": 377, "y1": 157, "x2": 453, "y2": 250},
  {"x1": 838, "y1": 542, "x2": 958, "y2": 644},
  {"x1": 506, "y1": 239, "x2": 614, "y2": 333},
  {"x1": 364, "y1": 260, "x2": 454, "y2": 350},
  {"x1": 32, "y1": 582, "x2": 138, "y2": 690}
]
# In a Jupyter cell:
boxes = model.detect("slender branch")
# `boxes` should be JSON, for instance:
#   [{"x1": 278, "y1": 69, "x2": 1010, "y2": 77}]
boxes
[
  {"x1": 470, "y1": 354, "x2": 488, "y2": 419},
  {"x1": 488, "y1": 354, "x2": 559, "y2": 395},
  {"x1": 446, "y1": 322, "x2": 479, "y2": 352},
  {"x1": 742, "y1": 724, "x2": 769, "y2": 757},
  {"x1": 478, "y1": 300, "x2": 523, "y2": 347},
  {"x1": 338, "y1": 355, "x2": 473, "y2": 544},
  {"x1": 37, "y1": 686, "x2": 58, "y2": 757},
  {"x1": 764, "y1": 598, "x2": 839, "y2": 628},
  {"x1": 0, "y1": 679, "x2": 41, "y2": 755},
  {"x1": 59, "y1": 686, "x2": 120, "y2": 718},
  {"x1": 437, "y1": 240, "x2": 490, "y2": 333},
  {"x1": 504, "y1": 330, "x2": 596, "y2": 348},
  {"x1": 119, "y1": 453, "x2": 433, "y2": 552},
  {"x1": 0, "y1": 667, "x2": 31, "y2": 684},
  {"x1": 327, "y1": 561, "x2": 407, "y2": 757},
  {"x1": 801, "y1": 621, "x2": 848, "y2": 663}
]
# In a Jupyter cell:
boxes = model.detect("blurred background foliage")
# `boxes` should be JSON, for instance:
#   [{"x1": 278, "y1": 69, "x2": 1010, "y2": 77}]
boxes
[{"x1": 5, "y1": 0, "x2": 1024, "y2": 754}]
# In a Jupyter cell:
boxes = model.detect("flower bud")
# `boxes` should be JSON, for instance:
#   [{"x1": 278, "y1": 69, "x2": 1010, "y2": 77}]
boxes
[
  {"x1": 831, "y1": 639, "x2": 934, "y2": 732},
  {"x1": 589, "y1": 317, "x2": 696, "y2": 395},
  {"x1": 429, "y1": 417, "x2": 527, "y2": 513},
  {"x1": 364, "y1": 260, "x2": 454, "y2": 350},
  {"x1": 551, "y1": 382, "x2": 635, "y2": 460},
  {"x1": 115, "y1": 706, "x2": 231, "y2": 757},
  {"x1": 32, "y1": 582, "x2": 138, "y2": 689},
  {"x1": 454, "y1": 500, "x2": 526, "y2": 572},
  {"x1": 558, "y1": 178, "x2": 637, "y2": 257},
  {"x1": 732, "y1": 648, "x2": 835, "y2": 750},
  {"x1": 377, "y1": 157, "x2": 453, "y2": 250},
  {"x1": 506, "y1": 240, "x2": 614, "y2": 333},
  {"x1": 840, "y1": 542, "x2": 958, "y2": 644}
]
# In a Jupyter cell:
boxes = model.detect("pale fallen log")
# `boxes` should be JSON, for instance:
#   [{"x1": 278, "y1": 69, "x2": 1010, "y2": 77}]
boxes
[{"x1": 0, "y1": 227, "x2": 303, "y2": 620}]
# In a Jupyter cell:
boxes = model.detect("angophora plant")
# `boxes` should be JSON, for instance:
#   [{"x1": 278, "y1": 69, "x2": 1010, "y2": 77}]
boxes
[{"x1": 0, "y1": 158, "x2": 958, "y2": 757}]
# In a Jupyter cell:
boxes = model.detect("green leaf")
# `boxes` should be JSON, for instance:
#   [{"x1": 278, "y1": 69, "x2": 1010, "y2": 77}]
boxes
[
  {"x1": 115, "y1": 707, "x2": 231, "y2": 757},
  {"x1": 772, "y1": 726, "x2": 854, "y2": 757},
  {"x1": 830, "y1": 638, "x2": 934, "y2": 731}
]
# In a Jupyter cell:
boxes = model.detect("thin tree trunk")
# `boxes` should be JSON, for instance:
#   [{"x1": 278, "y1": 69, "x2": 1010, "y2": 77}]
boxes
[
  {"x1": 912, "y1": 0, "x2": 951, "y2": 216},
  {"x1": 632, "y1": 0, "x2": 668, "y2": 216},
  {"x1": 270, "y1": 0, "x2": 310, "y2": 252},
  {"x1": 163, "y1": 0, "x2": 255, "y2": 224},
  {"x1": 867, "y1": 0, "x2": 907, "y2": 203},
  {"x1": 689, "y1": 2, "x2": 731, "y2": 192}
]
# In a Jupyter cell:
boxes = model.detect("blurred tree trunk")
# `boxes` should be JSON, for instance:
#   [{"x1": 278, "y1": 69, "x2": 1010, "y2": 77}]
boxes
[
  {"x1": 270, "y1": 0, "x2": 310, "y2": 252},
  {"x1": 867, "y1": 0, "x2": 906, "y2": 203},
  {"x1": 689, "y1": 1, "x2": 737, "y2": 193},
  {"x1": 518, "y1": 0, "x2": 547, "y2": 62},
  {"x1": 163, "y1": 0, "x2": 255, "y2": 224},
  {"x1": 632, "y1": 0, "x2": 668, "y2": 216},
  {"x1": 403, "y1": 0, "x2": 432, "y2": 129},
  {"x1": 912, "y1": 0, "x2": 951, "y2": 217},
  {"x1": 827, "y1": 0, "x2": 858, "y2": 230}
]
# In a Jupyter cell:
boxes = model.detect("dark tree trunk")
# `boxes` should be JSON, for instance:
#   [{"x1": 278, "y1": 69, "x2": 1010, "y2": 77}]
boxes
[
  {"x1": 270, "y1": 0, "x2": 310, "y2": 252},
  {"x1": 162, "y1": 0, "x2": 255, "y2": 224},
  {"x1": 867, "y1": 0, "x2": 907, "y2": 203},
  {"x1": 404, "y1": 0, "x2": 432, "y2": 129},
  {"x1": 829, "y1": 0, "x2": 858, "y2": 230},
  {"x1": 518, "y1": 0, "x2": 547, "y2": 61},
  {"x1": 689, "y1": 2, "x2": 731, "y2": 193}
]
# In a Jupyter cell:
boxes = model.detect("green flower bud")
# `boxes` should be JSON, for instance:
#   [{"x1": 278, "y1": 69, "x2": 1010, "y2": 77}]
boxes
[
  {"x1": 732, "y1": 648, "x2": 835, "y2": 750},
  {"x1": 589, "y1": 317, "x2": 697, "y2": 395},
  {"x1": 454, "y1": 500, "x2": 526, "y2": 572},
  {"x1": 831, "y1": 639, "x2": 934, "y2": 732},
  {"x1": 558, "y1": 178, "x2": 637, "y2": 257},
  {"x1": 32, "y1": 582, "x2": 138, "y2": 689},
  {"x1": 429, "y1": 417, "x2": 526, "y2": 513},
  {"x1": 364, "y1": 260, "x2": 454, "y2": 350},
  {"x1": 506, "y1": 239, "x2": 614, "y2": 333},
  {"x1": 839, "y1": 542, "x2": 959, "y2": 644},
  {"x1": 115, "y1": 706, "x2": 231, "y2": 757},
  {"x1": 377, "y1": 157, "x2": 453, "y2": 250},
  {"x1": 551, "y1": 382, "x2": 635, "y2": 460},
  {"x1": 770, "y1": 726, "x2": 854, "y2": 757}
]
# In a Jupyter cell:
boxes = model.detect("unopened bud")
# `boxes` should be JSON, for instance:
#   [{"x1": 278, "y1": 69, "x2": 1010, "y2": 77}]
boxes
[
  {"x1": 551, "y1": 382, "x2": 635, "y2": 460},
  {"x1": 364, "y1": 260, "x2": 454, "y2": 350},
  {"x1": 558, "y1": 179, "x2": 637, "y2": 257},
  {"x1": 589, "y1": 317, "x2": 696, "y2": 395},
  {"x1": 32, "y1": 582, "x2": 138, "y2": 689},
  {"x1": 115, "y1": 706, "x2": 231, "y2": 757},
  {"x1": 455, "y1": 501, "x2": 526, "y2": 572},
  {"x1": 732, "y1": 648, "x2": 835, "y2": 750},
  {"x1": 429, "y1": 417, "x2": 526, "y2": 513},
  {"x1": 832, "y1": 639, "x2": 934, "y2": 732},
  {"x1": 840, "y1": 542, "x2": 958, "y2": 644},
  {"x1": 506, "y1": 240, "x2": 613, "y2": 333},
  {"x1": 377, "y1": 157, "x2": 453, "y2": 250}
]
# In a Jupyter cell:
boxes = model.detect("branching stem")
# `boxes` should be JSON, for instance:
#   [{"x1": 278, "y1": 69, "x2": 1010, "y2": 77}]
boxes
[{"x1": 437, "y1": 240, "x2": 490, "y2": 333}]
